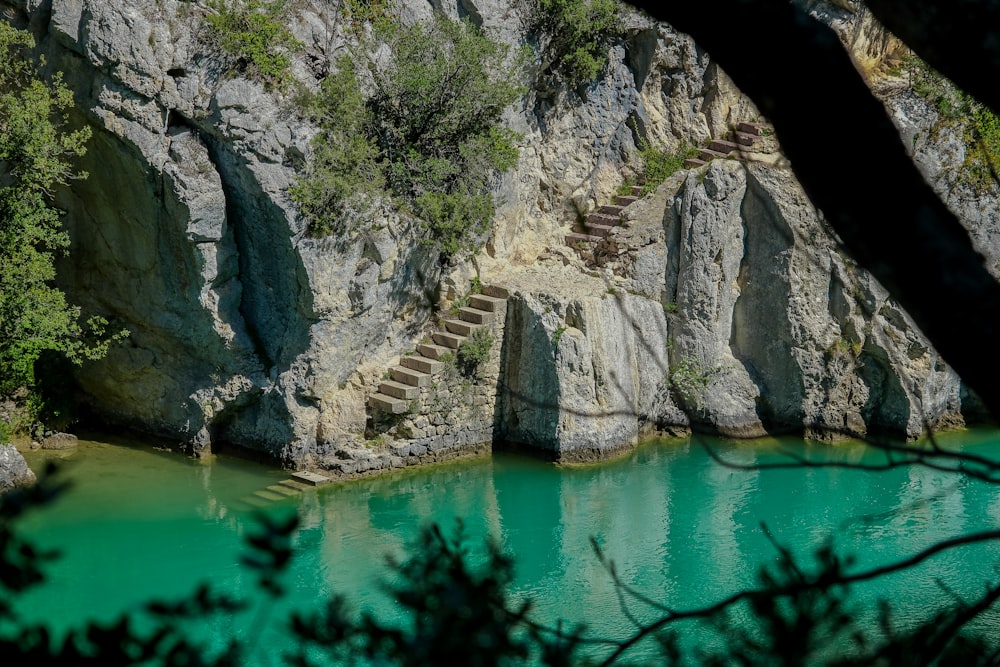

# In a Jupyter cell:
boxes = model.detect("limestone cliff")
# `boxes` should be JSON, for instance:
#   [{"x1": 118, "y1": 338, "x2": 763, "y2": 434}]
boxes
[{"x1": 0, "y1": 0, "x2": 990, "y2": 467}]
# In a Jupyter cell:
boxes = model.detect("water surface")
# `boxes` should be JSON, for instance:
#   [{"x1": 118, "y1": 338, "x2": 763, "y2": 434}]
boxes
[{"x1": 15, "y1": 428, "x2": 1000, "y2": 662}]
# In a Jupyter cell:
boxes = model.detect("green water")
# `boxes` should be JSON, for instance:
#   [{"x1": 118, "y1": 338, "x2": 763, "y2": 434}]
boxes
[{"x1": 14, "y1": 428, "x2": 1000, "y2": 662}]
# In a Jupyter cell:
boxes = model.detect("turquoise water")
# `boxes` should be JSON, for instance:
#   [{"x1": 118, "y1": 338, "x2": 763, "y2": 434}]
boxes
[{"x1": 13, "y1": 428, "x2": 1000, "y2": 662}]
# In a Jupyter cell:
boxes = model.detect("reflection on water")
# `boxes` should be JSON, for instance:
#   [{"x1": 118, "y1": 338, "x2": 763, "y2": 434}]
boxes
[{"x1": 16, "y1": 428, "x2": 1000, "y2": 661}]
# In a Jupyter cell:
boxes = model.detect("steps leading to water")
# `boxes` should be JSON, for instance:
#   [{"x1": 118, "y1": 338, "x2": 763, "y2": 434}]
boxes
[
  {"x1": 368, "y1": 285, "x2": 510, "y2": 416},
  {"x1": 233, "y1": 472, "x2": 333, "y2": 511}
]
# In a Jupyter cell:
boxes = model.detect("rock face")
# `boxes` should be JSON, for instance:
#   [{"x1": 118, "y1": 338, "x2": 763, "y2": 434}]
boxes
[
  {"x1": 497, "y1": 157, "x2": 965, "y2": 455},
  {"x1": 0, "y1": 0, "x2": 989, "y2": 466},
  {"x1": 0, "y1": 445, "x2": 36, "y2": 493}
]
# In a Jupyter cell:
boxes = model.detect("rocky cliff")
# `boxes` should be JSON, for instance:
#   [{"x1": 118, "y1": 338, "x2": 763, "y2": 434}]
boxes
[{"x1": 1, "y1": 0, "x2": 991, "y2": 467}]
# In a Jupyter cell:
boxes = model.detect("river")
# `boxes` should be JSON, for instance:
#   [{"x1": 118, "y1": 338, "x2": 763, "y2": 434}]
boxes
[{"x1": 13, "y1": 428, "x2": 1000, "y2": 662}]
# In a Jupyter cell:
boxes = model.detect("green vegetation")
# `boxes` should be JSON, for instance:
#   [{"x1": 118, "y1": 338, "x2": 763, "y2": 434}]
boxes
[
  {"x1": 457, "y1": 327, "x2": 494, "y2": 379},
  {"x1": 637, "y1": 140, "x2": 698, "y2": 195},
  {"x1": 904, "y1": 54, "x2": 1000, "y2": 193},
  {"x1": 0, "y1": 24, "x2": 126, "y2": 440},
  {"x1": 291, "y1": 14, "x2": 523, "y2": 260},
  {"x1": 289, "y1": 57, "x2": 383, "y2": 237},
  {"x1": 204, "y1": 0, "x2": 303, "y2": 88},
  {"x1": 669, "y1": 356, "x2": 721, "y2": 409},
  {"x1": 448, "y1": 295, "x2": 470, "y2": 316},
  {"x1": 517, "y1": 0, "x2": 622, "y2": 87},
  {"x1": 826, "y1": 337, "x2": 863, "y2": 361},
  {"x1": 551, "y1": 325, "x2": 567, "y2": 347},
  {"x1": 339, "y1": 0, "x2": 394, "y2": 33}
]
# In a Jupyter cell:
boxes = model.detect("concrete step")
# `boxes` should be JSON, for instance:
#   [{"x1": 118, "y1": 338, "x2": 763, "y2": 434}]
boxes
[
  {"x1": 575, "y1": 223, "x2": 613, "y2": 237},
  {"x1": 737, "y1": 121, "x2": 763, "y2": 136},
  {"x1": 684, "y1": 158, "x2": 708, "y2": 168},
  {"x1": 469, "y1": 294, "x2": 504, "y2": 312},
  {"x1": 727, "y1": 130, "x2": 758, "y2": 146},
  {"x1": 267, "y1": 484, "x2": 301, "y2": 497},
  {"x1": 615, "y1": 195, "x2": 639, "y2": 207},
  {"x1": 292, "y1": 470, "x2": 334, "y2": 487},
  {"x1": 390, "y1": 365, "x2": 431, "y2": 387},
  {"x1": 598, "y1": 204, "x2": 626, "y2": 216},
  {"x1": 482, "y1": 284, "x2": 510, "y2": 299},
  {"x1": 279, "y1": 479, "x2": 312, "y2": 492},
  {"x1": 458, "y1": 306, "x2": 490, "y2": 325},
  {"x1": 587, "y1": 212, "x2": 621, "y2": 226},
  {"x1": 433, "y1": 330, "x2": 466, "y2": 349},
  {"x1": 254, "y1": 489, "x2": 286, "y2": 502},
  {"x1": 566, "y1": 232, "x2": 601, "y2": 245},
  {"x1": 708, "y1": 139, "x2": 740, "y2": 154},
  {"x1": 400, "y1": 355, "x2": 443, "y2": 374},
  {"x1": 699, "y1": 148, "x2": 729, "y2": 161},
  {"x1": 445, "y1": 319, "x2": 480, "y2": 337},
  {"x1": 379, "y1": 379, "x2": 419, "y2": 400},
  {"x1": 243, "y1": 495, "x2": 270, "y2": 508},
  {"x1": 417, "y1": 342, "x2": 453, "y2": 359},
  {"x1": 370, "y1": 392, "x2": 408, "y2": 413}
]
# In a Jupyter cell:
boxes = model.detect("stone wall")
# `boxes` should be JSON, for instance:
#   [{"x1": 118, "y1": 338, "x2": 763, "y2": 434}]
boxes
[{"x1": 310, "y1": 294, "x2": 508, "y2": 477}]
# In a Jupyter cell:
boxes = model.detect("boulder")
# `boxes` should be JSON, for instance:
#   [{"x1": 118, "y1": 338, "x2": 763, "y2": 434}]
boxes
[{"x1": 0, "y1": 445, "x2": 36, "y2": 493}]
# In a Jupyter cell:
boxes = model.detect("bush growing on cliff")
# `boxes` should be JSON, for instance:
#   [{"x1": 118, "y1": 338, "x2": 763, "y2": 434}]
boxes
[
  {"x1": 288, "y1": 57, "x2": 383, "y2": 237},
  {"x1": 516, "y1": 0, "x2": 622, "y2": 87},
  {"x1": 204, "y1": 0, "x2": 303, "y2": 88},
  {"x1": 457, "y1": 327, "x2": 494, "y2": 379},
  {"x1": 904, "y1": 54, "x2": 1000, "y2": 194},
  {"x1": 0, "y1": 24, "x2": 126, "y2": 432},
  {"x1": 292, "y1": 14, "x2": 523, "y2": 259},
  {"x1": 637, "y1": 140, "x2": 698, "y2": 195}
]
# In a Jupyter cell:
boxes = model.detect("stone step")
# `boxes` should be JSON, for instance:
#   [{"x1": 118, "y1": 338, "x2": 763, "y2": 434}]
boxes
[
  {"x1": 254, "y1": 489, "x2": 286, "y2": 502},
  {"x1": 417, "y1": 342, "x2": 452, "y2": 359},
  {"x1": 379, "y1": 379, "x2": 419, "y2": 400},
  {"x1": 727, "y1": 130, "x2": 758, "y2": 146},
  {"x1": 432, "y1": 330, "x2": 465, "y2": 349},
  {"x1": 370, "y1": 392, "x2": 408, "y2": 413},
  {"x1": 615, "y1": 195, "x2": 639, "y2": 207},
  {"x1": 458, "y1": 306, "x2": 490, "y2": 325},
  {"x1": 243, "y1": 495, "x2": 270, "y2": 508},
  {"x1": 708, "y1": 139, "x2": 740, "y2": 154},
  {"x1": 684, "y1": 157, "x2": 708, "y2": 168},
  {"x1": 469, "y1": 294, "x2": 504, "y2": 312},
  {"x1": 630, "y1": 185, "x2": 644, "y2": 196},
  {"x1": 482, "y1": 284, "x2": 510, "y2": 299},
  {"x1": 575, "y1": 223, "x2": 614, "y2": 237},
  {"x1": 268, "y1": 484, "x2": 301, "y2": 497},
  {"x1": 598, "y1": 204, "x2": 626, "y2": 216},
  {"x1": 279, "y1": 478, "x2": 312, "y2": 492},
  {"x1": 445, "y1": 319, "x2": 480, "y2": 337},
  {"x1": 737, "y1": 121, "x2": 763, "y2": 136},
  {"x1": 566, "y1": 232, "x2": 601, "y2": 245},
  {"x1": 699, "y1": 148, "x2": 729, "y2": 161},
  {"x1": 400, "y1": 355, "x2": 443, "y2": 374},
  {"x1": 292, "y1": 470, "x2": 334, "y2": 487},
  {"x1": 390, "y1": 365, "x2": 431, "y2": 387},
  {"x1": 587, "y1": 212, "x2": 621, "y2": 226}
]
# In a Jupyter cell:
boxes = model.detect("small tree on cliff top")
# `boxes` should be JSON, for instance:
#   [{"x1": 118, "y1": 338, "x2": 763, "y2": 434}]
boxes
[
  {"x1": 292, "y1": 14, "x2": 523, "y2": 260},
  {"x1": 0, "y1": 24, "x2": 125, "y2": 429}
]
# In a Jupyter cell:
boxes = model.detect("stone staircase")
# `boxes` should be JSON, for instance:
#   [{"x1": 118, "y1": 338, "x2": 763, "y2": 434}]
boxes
[
  {"x1": 234, "y1": 471, "x2": 332, "y2": 510},
  {"x1": 369, "y1": 286, "x2": 509, "y2": 415},
  {"x1": 684, "y1": 121, "x2": 771, "y2": 169},
  {"x1": 565, "y1": 183, "x2": 644, "y2": 249}
]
